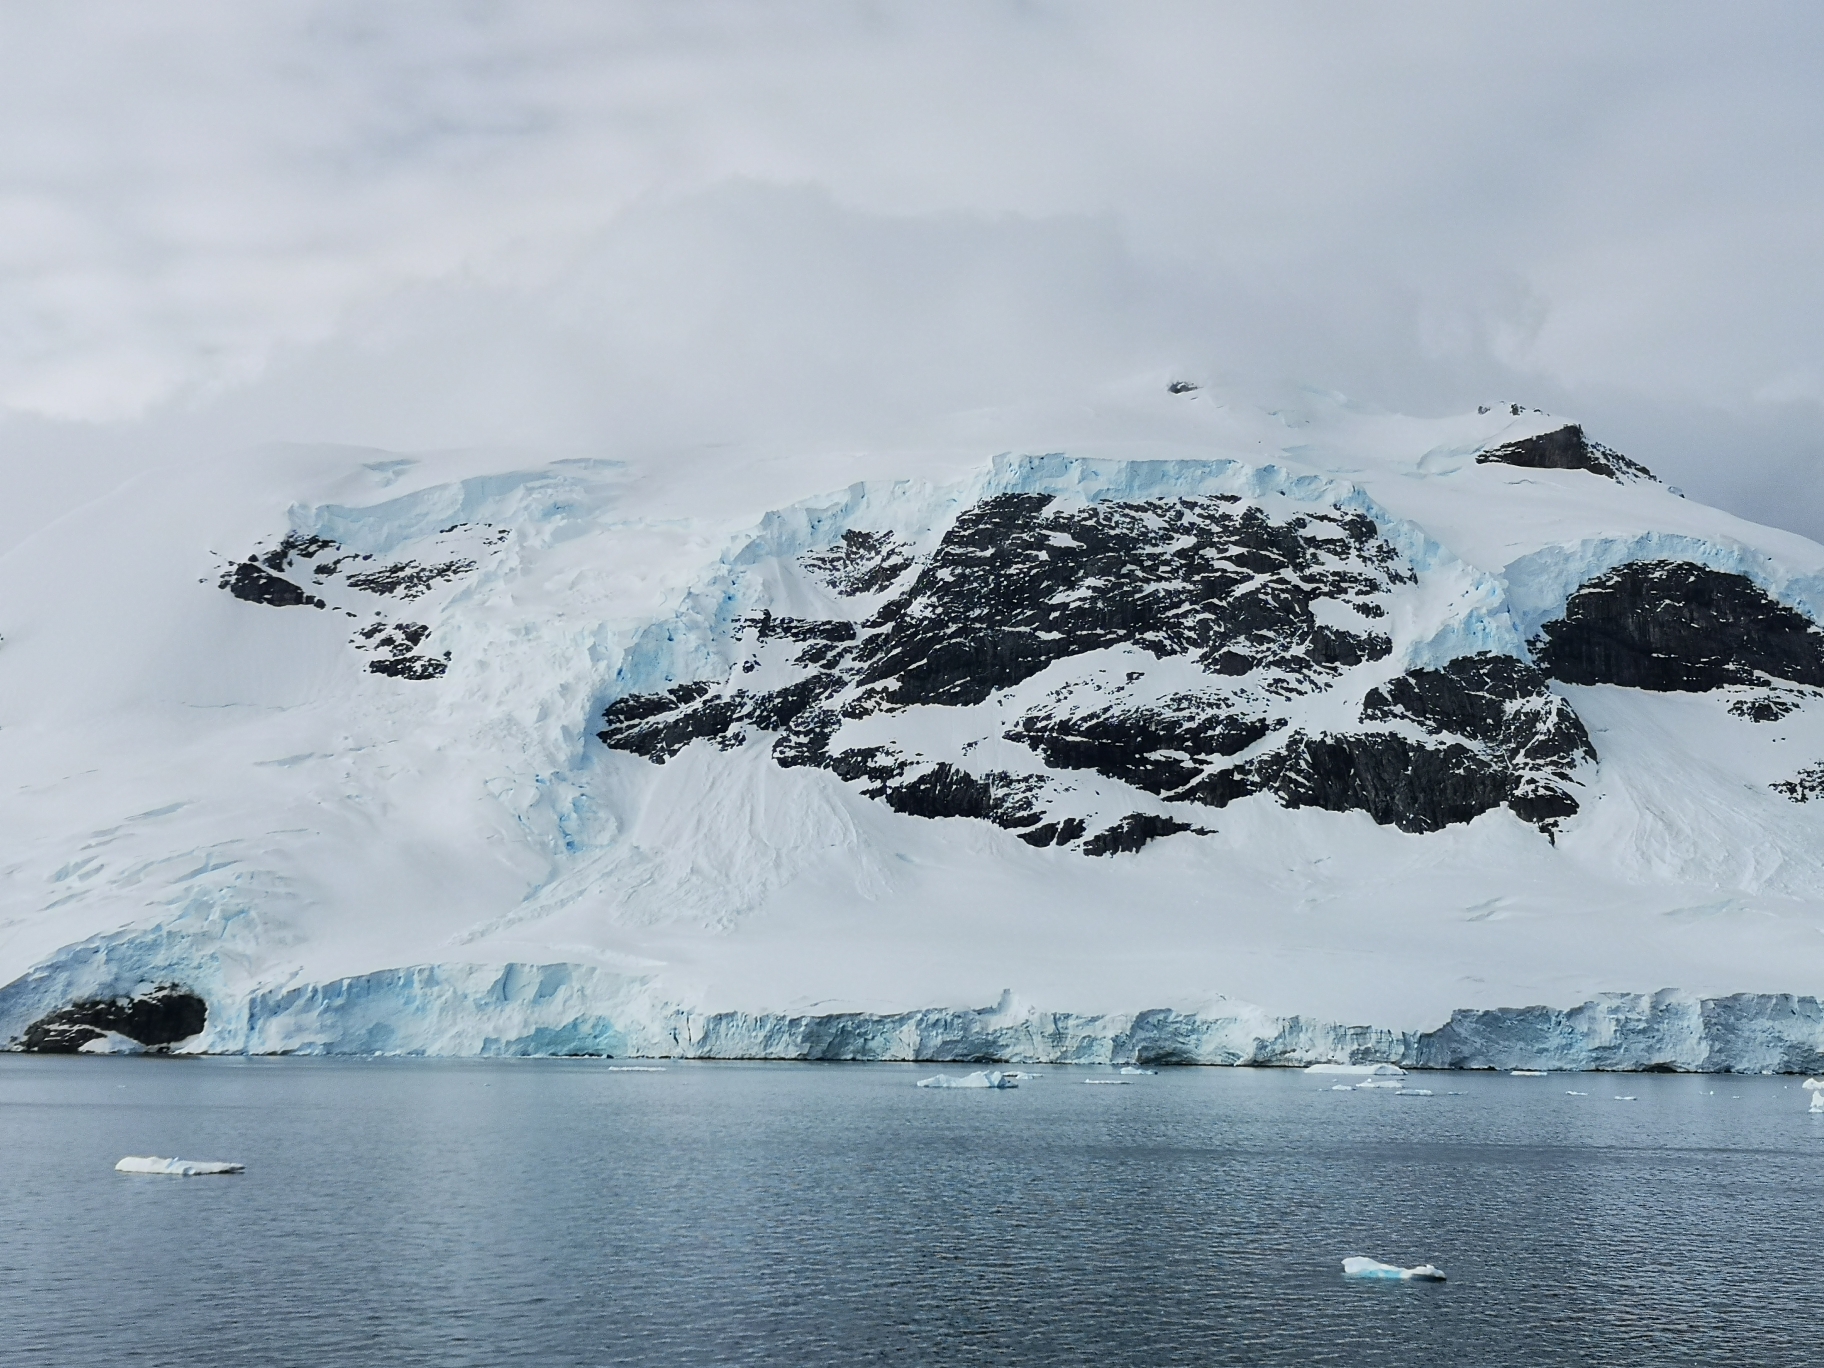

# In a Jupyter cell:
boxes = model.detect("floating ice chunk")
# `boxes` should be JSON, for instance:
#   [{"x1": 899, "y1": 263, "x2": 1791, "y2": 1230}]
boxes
[
  {"x1": 1000, "y1": 1071, "x2": 1042, "y2": 1080},
  {"x1": 1395, "y1": 1088, "x2": 1433, "y2": 1097},
  {"x1": 1806, "y1": 1080, "x2": 1824, "y2": 1112},
  {"x1": 1342, "y1": 1257, "x2": 1446, "y2": 1282},
  {"x1": 1614, "y1": 1096, "x2": 1637, "y2": 1102},
  {"x1": 1329, "y1": 1084, "x2": 1355, "y2": 1091},
  {"x1": 605, "y1": 1066, "x2": 666, "y2": 1072},
  {"x1": 1510, "y1": 1070, "x2": 1547, "y2": 1077},
  {"x1": 1305, "y1": 1063, "x2": 1405, "y2": 1077},
  {"x1": 1083, "y1": 1079, "x2": 1129, "y2": 1085},
  {"x1": 1119, "y1": 1066, "x2": 1158, "y2": 1075},
  {"x1": 1355, "y1": 1078, "x2": 1404, "y2": 1090},
  {"x1": 1812, "y1": 1092, "x2": 1824, "y2": 1114},
  {"x1": 77, "y1": 1032, "x2": 146, "y2": 1055},
  {"x1": 115, "y1": 1156, "x2": 244, "y2": 1176},
  {"x1": 1565, "y1": 1091, "x2": 1589, "y2": 1096},
  {"x1": 916, "y1": 1070, "x2": 1018, "y2": 1089}
]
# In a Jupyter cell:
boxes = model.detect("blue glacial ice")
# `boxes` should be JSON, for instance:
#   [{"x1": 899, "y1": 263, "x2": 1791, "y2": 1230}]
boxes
[
  {"x1": 9, "y1": 924, "x2": 1824, "y2": 1072},
  {"x1": 1342, "y1": 1257, "x2": 1446, "y2": 1282}
]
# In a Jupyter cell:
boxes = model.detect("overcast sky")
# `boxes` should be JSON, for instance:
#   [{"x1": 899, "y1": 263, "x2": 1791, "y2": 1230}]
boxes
[{"x1": 5, "y1": 2, "x2": 1824, "y2": 540}]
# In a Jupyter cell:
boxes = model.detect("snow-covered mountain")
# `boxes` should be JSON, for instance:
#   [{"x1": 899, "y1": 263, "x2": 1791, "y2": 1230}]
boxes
[{"x1": 6, "y1": 389, "x2": 1824, "y2": 1070}]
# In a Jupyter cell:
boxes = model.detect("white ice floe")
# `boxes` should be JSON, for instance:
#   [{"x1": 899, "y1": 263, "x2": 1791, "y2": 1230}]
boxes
[
  {"x1": 1614, "y1": 1095, "x2": 1637, "y2": 1101},
  {"x1": 1329, "y1": 1084, "x2": 1354, "y2": 1091},
  {"x1": 77, "y1": 1032, "x2": 145, "y2": 1055},
  {"x1": 1000, "y1": 1071, "x2": 1042, "y2": 1080},
  {"x1": 916, "y1": 1070, "x2": 1018, "y2": 1089},
  {"x1": 1805, "y1": 1079, "x2": 1824, "y2": 1111},
  {"x1": 1119, "y1": 1066, "x2": 1157, "y2": 1075},
  {"x1": 1510, "y1": 1069, "x2": 1547, "y2": 1076},
  {"x1": 605, "y1": 1065, "x2": 665, "y2": 1072},
  {"x1": 1342, "y1": 1257, "x2": 1446, "y2": 1282},
  {"x1": 115, "y1": 1156, "x2": 244, "y2": 1176},
  {"x1": 1566, "y1": 1090, "x2": 1589, "y2": 1096},
  {"x1": 1084, "y1": 1078, "x2": 1129, "y2": 1085},
  {"x1": 1305, "y1": 1064, "x2": 1406, "y2": 1078},
  {"x1": 1355, "y1": 1078, "x2": 1404, "y2": 1090},
  {"x1": 1395, "y1": 1088, "x2": 1433, "y2": 1096}
]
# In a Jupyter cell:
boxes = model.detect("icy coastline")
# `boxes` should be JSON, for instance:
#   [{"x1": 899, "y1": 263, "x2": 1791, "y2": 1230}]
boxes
[{"x1": 4, "y1": 947, "x2": 1822, "y2": 1072}]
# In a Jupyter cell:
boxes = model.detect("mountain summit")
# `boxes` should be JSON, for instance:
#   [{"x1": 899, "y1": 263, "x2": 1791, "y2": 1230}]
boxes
[{"x1": 5, "y1": 393, "x2": 1824, "y2": 1069}]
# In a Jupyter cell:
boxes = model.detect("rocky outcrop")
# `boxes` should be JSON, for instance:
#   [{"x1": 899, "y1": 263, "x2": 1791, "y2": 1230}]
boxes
[
  {"x1": 1477, "y1": 423, "x2": 1655, "y2": 483},
  {"x1": 16, "y1": 983, "x2": 207, "y2": 1053},
  {"x1": 602, "y1": 491, "x2": 1591, "y2": 848},
  {"x1": 1772, "y1": 763, "x2": 1824, "y2": 803},
  {"x1": 224, "y1": 560, "x2": 325, "y2": 609},
  {"x1": 1535, "y1": 560, "x2": 1824, "y2": 691},
  {"x1": 217, "y1": 525, "x2": 490, "y2": 679}
]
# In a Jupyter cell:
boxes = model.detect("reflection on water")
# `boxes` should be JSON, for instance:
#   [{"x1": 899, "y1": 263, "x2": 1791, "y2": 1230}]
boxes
[{"x1": 2, "y1": 1057, "x2": 1820, "y2": 1366}]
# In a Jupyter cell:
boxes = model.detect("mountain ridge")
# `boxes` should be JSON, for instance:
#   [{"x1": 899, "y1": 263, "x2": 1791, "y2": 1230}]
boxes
[{"x1": 4, "y1": 391, "x2": 1824, "y2": 1065}]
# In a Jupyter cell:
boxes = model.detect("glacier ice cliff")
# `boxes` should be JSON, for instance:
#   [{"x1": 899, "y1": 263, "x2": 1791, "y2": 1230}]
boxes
[{"x1": 5, "y1": 927, "x2": 1824, "y2": 1072}]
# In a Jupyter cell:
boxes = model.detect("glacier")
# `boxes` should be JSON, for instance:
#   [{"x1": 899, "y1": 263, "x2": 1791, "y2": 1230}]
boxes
[{"x1": 6, "y1": 390, "x2": 1824, "y2": 1067}]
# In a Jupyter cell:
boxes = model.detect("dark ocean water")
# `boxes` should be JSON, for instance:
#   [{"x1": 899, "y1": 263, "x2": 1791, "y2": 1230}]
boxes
[{"x1": 2, "y1": 1057, "x2": 1821, "y2": 1366}]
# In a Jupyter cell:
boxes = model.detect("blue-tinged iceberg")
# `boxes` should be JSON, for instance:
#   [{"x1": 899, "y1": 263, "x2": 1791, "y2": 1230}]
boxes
[{"x1": 1342, "y1": 1257, "x2": 1445, "y2": 1282}]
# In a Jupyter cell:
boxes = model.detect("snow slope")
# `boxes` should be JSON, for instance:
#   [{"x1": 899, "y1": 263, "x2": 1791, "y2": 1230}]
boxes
[{"x1": 4, "y1": 388, "x2": 1824, "y2": 1068}]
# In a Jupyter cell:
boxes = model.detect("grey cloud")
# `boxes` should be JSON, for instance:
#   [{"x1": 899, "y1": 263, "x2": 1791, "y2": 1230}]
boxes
[{"x1": 1, "y1": 1, "x2": 1823, "y2": 538}]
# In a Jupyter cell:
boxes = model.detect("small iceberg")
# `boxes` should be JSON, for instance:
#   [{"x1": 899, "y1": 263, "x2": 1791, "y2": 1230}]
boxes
[
  {"x1": 1000, "y1": 1071, "x2": 1042, "y2": 1080},
  {"x1": 1119, "y1": 1066, "x2": 1157, "y2": 1075},
  {"x1": 1614, "y1": 1095, "x2": 1637, "y2": 1102},
  {"x1": 1395, "y1": 1088, "x2": 1433, "y2": 1097},
  {"x1": 116, "y1": 1156, "x2": 244, "y2": 1177},
  {"x1": 1565, "y1": 1091, "x2": 1589, "y2": 1096},
  {"x1": 1342, "y1": 1257, "x2": 1445, "y2": 1282},
  {"x1": 1084, "y1": 1079, "x2": 1129, "y2": 1085},
  {"x1": 916, "y1": 1070, "x2": 1018, "y2": 1089},
  {"x1": 605, "y1": 1066, "x2": 666, "y2": 1072},
  {"x1": 1355, "y1": 1078, "x2": 1404, "y2": 1090},
  {"x1": 78, "y1": 1032, "x2": 146, "y2": 1055},
  {"x1": 1510, "y1": 1069, "x2": 1547, "y2": 1077},
  {"x1": 1305, "y1": 1063, "x2": 1405, "y2": 1078},
  {"x1": 1804, "y1": 1078, "x2": 1824, "y2": 1112},
  {"x1": 1329, "y1": 1084, "x2": 1355, "y2": 1091}
]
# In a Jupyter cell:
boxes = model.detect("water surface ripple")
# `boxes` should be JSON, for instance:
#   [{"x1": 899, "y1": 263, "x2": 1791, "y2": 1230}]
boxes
[{"x1": 3, "y1": 1058, "x2": 1820, "y2": 1366}]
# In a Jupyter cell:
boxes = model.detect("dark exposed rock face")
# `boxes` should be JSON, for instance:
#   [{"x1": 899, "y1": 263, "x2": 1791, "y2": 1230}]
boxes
[
  {"x1": 1535, "y1": 561, "x2": 1824, "y2": 691},
  {"x1": 601, "y1": 491, "x2": 1593, "y2": 849},
  {"x1": 353, "y1": 620, "x2": 448, "y2": 679},
  {"x1": 1772, "y1": 764, "x2": 1824, "y2": 803},
  {"x1": 219, "y1": 527, "x2": 486, "y2": 679},
  {"x1": 225, "y1": 561, "x2": 325, "y2": 608},
  {"x1": 1477, "y1": 424, "x2": 1655, "y2": 483},
  {"x1": 344, "y1": 558, "x2": 476, "y2": 600},
  {"x1": 799, "y1": 531, "x2": 913, "y2": 597},
  {"x1": 18, "y1": 984, "x2": 207, "y2": 1053},
  {"x1": 842, "y1": 493, "x2": 1399, "y2": 709},
  {"x1": 1730, "y1": 693, "x2": 1800, "y2": 722}
]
